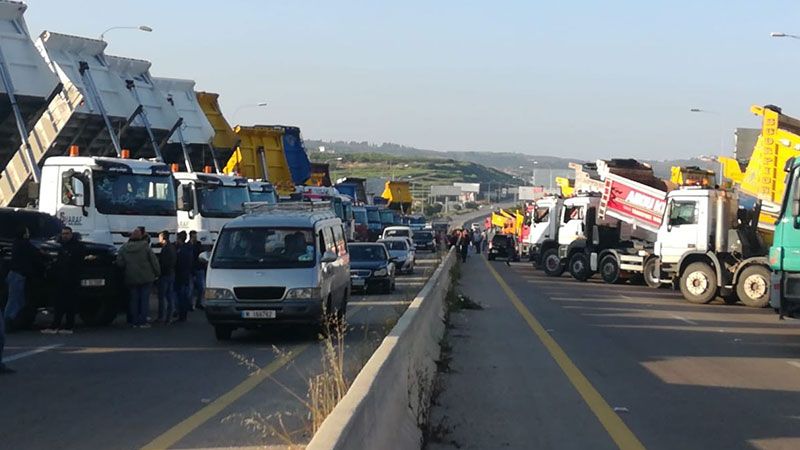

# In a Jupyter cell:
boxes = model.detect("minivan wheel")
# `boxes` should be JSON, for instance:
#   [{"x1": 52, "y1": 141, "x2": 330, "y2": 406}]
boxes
[{"x1": 214, "y1": 325, "x2": 234, "y2": 341}]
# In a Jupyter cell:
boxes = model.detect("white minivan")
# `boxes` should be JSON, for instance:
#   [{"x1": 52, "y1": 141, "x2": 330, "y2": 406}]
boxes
[{"x1": 202, "y1": 205, "x2": 350, "y2": 340}]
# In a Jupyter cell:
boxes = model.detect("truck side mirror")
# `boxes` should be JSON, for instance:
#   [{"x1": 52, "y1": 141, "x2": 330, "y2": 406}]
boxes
[
  {"x1": 198, "y1": 251, "x2": 211, "y2": 264},
  {"x1": 73, "y1": 178, "x2": 85, "y2": 208},
  {"x1": 178, "y1": 185, "x2": 194, "y2": 213}
]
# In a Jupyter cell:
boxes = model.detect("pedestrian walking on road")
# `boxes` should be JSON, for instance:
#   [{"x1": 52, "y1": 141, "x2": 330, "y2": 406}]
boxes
[
  {"x1": 116, "y1": 227, "x2": 160, "y2": 328},
  {"x1": 189, "y1": 231, "x2": 206, "y2": 310},
  {"x1": 448, "y1": 230, "x2": 459, "y2": 250},
  {"x1": 459, "y1": 229, "x2": 470, "y2": 263},
  {"x1": 156, "y1": 230, "x2": 176, "y2": 324},
  {"x1": 174, "y1": 231, "x2": 194, "y2": 322},
  {"x1": 42, "y1": 227, "x2": 91, "y2": 335},
  {"x1": 472, "y1": 229, "x2": 483, "y2": 254},
  {"x1": 5, "y1": 226, "x2": 40, "y2": 330}
]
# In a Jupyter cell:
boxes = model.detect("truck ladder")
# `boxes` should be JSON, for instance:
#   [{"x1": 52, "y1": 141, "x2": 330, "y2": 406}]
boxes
[
  {"x1": 78, "y1": 61, "x2": 122, "y2": 157},
  {"x1": 598, "y1": 179, "x2": 611, "y2": 221}
]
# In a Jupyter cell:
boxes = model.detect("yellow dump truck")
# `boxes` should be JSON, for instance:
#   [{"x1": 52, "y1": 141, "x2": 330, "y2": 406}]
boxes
[
  {"x1": 224, "y1": 125, "x2": 296, "y2": 195},
  {"x1": 719, "y1": 104, "x2": 800, "y2": 234},
  {"x1": 381, "y1": 180, "x2": 412, "y2": 211},
  {"x1": 196, "y1": 91, "x2": 239, "y2": 164}
]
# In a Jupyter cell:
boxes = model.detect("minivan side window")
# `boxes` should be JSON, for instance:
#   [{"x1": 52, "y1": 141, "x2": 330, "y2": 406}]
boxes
[{"x1": 322, "y1": 227, "x2": 336, "y2": 255}]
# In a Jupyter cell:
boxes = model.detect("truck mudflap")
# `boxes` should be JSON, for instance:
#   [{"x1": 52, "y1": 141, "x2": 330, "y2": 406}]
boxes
[
  {"x1": 770, "y1": 272, "x2": 781, "y2": 311},
  {"x1": 590, "y1": 252, "x2": 598, "y2": 271}
]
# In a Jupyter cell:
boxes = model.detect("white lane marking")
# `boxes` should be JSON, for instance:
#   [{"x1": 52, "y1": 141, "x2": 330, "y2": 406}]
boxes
[
  {"x1": 5, "y1": 344, "x2": 63, "y2": 362},
  {"x1": 788, "y1": 361, "x2": 800, "y2": 370},
  {"x1": 669, "y1": 314, "x2": 698, "y2": 325},
  {"x1": 350, "y1": 301, "x2": 412, "y2": 306}
]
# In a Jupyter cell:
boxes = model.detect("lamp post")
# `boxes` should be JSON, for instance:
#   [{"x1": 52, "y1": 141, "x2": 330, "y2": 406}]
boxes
[
  {"x1": 232, "y1": 102, "x2": 268, "y2": 123},
  {"x1": 771, "y1": 32, "x2": 800, "y2": 40},
  {"x1": 689, "y1": 108, "x2": 726, "y2": 184},
  {"x1": 99, "y1": 25, "x2": 152, "y2": 41}
]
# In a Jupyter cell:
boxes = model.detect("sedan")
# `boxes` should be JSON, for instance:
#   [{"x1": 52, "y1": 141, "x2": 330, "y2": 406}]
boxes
[
  {"x1": 348, "y1": 243, "x2": 396, "y2": 294},
  {"x1": 413, "y1": 230, "x2": 436, "y2": 252},
  {"x1": 378, "y1": 237, "x2": 415, "y2": 274}
]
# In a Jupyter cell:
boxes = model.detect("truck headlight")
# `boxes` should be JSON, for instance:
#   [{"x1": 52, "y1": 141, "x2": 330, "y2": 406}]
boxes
[
  {"x1": 204, "y1": 288, "x2": 235, "y2": 300},
  {"x1": 285, "y1": 287, "x2": 321, "y2": 299},
  {"x1": 373, "y1": 268, "x2": 388, "y2": 277}
]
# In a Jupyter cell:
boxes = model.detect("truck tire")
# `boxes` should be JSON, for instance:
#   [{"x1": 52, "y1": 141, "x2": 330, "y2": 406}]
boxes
[
  {"x1": 600, "y1": 255, "x2": 621, "y2": 284},
  {"x1": 542, "y1": 249, "x2": 564, "y2": 277},
  {"x1": 79, "y1": 298, "x2": 118, "y2": 326},
  {"x1": 680, "y1": 262, "x2": 717, "y2": 304},
  {"x1": 569, "y1": 253, "x2": 592, "y2": 282},
  {"x1": 643, "y1": 257, "x2": 660, "y2": 289},
  {"x1": 214, "y1": 325, "x2": 234, "y2": 341},
  {"x1": 736, "y1": 265, "x2": 770, "y2": 308}
]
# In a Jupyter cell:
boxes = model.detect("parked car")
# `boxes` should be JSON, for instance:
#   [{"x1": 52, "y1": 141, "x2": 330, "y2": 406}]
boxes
[
  {"x1": 379, "y1": 237, "x2": 415, "y2": 274},
  {"x1": 203, "y1": 207, "x2": 350, "y2": 340},
  {"x1": 413, "y1": 230, "x2": 436, "y2": 252},
  {"x1": 0, "y1": 208, "x2": 123, "y2": 329},
  {"x1": 488, "y1": 233, "x2": 519, "y2": 261},
  {"x1": 348, "y1": 243, "x2": 396, "y2": 294}
]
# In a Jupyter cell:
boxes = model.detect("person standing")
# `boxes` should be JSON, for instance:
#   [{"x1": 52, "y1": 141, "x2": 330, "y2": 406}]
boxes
[
  {"x1": 472, "y1": 228, "x2": 483, "y2": 254},
  {"x1": 42, "y1": 227, "x2": 89, "y2": 334},
  {"x1": 6, "y1": 226, "x2": 39, "y2": 330},
  {"x1": 459, "y1": 229, "x2": 470, "y2": 263},
  {"x1": 156, "y1": 231, "x2": 176, "y2": 324},
  {"x1": 189, "y1": 231, "x2": 205, "y2": 311},
  {"x1": 116, "y1": 227, "x2": 160, "y2": 328},
  {"x1": 173, "y1": 231, "x2": 194, "y2": 323}
]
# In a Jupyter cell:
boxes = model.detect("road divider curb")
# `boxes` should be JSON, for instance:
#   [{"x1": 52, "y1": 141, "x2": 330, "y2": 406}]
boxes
[{"x1": 307, "y1": 248, "x2": 456, "y2": 450}]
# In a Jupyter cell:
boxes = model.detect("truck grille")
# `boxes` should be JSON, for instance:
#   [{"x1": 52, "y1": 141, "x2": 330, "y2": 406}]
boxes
[{"x1": 234, "y1": 287, "x2": 286, "y2": 300}]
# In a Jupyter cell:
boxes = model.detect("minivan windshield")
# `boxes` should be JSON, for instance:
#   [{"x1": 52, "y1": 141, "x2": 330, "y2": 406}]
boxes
[
  {"x1": 211, "y1": 227, "x2": 316, "y2": 269},
  {"x1": 385, "y1": 229, "x2": 411, "y2": 238},
  {"x1": 350, "y1": 245, "x2": 388, "y2": 262},
  {"x1": 381, "y1": 240, "x2": 408, "y2": 251}
]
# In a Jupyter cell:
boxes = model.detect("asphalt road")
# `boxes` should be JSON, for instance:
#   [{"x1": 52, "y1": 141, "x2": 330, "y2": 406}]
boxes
[
  {"x1": 0, "y1": 251, "x2": 442, "y2": 449},
  {"x1": 429, "y1": 254, "x2": 800, "y2": 450}
]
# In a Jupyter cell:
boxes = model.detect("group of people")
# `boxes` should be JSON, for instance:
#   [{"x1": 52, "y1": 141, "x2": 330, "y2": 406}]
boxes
[
  {"x1": 115, "y1": 227, "x2": 206, "y2": 328},
  {"x1": 448, "y1": 228, "x2": 486, "y2": 263}
]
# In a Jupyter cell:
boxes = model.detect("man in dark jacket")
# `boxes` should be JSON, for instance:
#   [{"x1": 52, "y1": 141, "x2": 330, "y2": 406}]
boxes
[
  {"x1": 174, "y1": 231, "x2": 194, "y2": 322},
  {"x1": 6, "y1": 226, "x2": 39, "y2": 325},
  {"x1": 116, "y1": 227, "x2": 160, "y2": 328},
  {"x1": 156, "y1": 230, "x2": 177, "y2": 324},
  {"x1": 42, "y1": 227, "x2": 88, "y2": 334},
  {"x1": 189, "y1": 231, "x2": 205, "y2": 311}
]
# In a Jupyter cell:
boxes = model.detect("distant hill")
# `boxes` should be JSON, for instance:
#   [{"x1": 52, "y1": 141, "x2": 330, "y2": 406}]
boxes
[{"x1": 306, "y1": 139, "x2": 717, "y2": 180}]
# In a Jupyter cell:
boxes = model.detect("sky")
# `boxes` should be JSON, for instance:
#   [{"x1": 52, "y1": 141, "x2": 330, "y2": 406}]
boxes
[{"x1": 21, "y1": 0, "x2": 800, "y2": 160}]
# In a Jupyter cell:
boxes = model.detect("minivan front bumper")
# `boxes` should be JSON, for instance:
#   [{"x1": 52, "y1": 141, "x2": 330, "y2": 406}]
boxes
[{"x1": 205, "y1": 299, "x2": 324, "y2": 326}]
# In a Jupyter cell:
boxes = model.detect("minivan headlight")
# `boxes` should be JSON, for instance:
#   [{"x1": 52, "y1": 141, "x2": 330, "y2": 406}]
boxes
[
  {"x1": 285, "y1": 287, "x2": 321, "y2": 299},
  {"x1": 373, "y1": 268, "x2": 388, "y2": 277},
  {"x1": 205, "y1": 288, "x2": 235, "y2": 300}
]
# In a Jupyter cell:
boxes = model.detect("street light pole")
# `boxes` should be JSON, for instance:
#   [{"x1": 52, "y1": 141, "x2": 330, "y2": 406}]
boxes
[
  {"x1": 771, "y1": 32, "x2": 800, "y2": 40},
  {"x1": 232, "y1": 102, "x2": 268, "y2": 123},
  {"x1": 689, "y1": 108, "x2": 725, "y2": 184},
  {"x1": 99, "y1": 25, "x2": 153, "y2": 41}
]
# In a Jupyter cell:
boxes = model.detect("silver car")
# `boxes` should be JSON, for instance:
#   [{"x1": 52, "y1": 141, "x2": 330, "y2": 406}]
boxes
[
  {"x1": 378, "y1": 237, "x2": 415, "y2": 274},
  {"x1": 202, "y1": 206, "x2": 350, "y2": 340}
]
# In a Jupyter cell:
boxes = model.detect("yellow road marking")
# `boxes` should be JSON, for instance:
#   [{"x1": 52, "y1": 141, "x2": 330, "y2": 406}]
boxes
[
  {"x1": 483, "y1": 258, "x2": 646, "y2": 450},
  {"x1": 141, "y1": 344, "x2": 310, "y2": 450}
]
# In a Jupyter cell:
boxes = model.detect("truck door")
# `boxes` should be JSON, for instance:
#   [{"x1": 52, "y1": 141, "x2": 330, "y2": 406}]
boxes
[
  {"x1": 57, "y1": 168, "x2": 97, "y2": 240},
  {"x1": 558, "y1": 204, "x2": 585, "y2": 246},
  {"x1": 657, "y1": 198, "x2": 701, "y2": 263}
]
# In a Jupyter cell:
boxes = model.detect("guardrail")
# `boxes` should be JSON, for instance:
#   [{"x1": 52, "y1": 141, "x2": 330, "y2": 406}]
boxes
[{"x1": 307, "y1": 247, "x2": 456, "y2": 450}]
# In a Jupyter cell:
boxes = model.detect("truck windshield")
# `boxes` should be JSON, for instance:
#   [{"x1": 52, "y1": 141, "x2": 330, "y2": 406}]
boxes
[
  {"x1": 354, "y1": 209, "x2": 368, "y2": 225},
  {"x1": 211, "y1": 227, "x2": 315, "y2": 269},
  {"x1": 93, "y1": 171, "x2": 176, "y2": 216},
  {"x1": 367, "y1": 209, "x2": 381, "y2": 223},
  {"x1": 380, "y1": 211, "x2": 394, "y2": 224},
  {"x1": 197, "y1": 185, "x2": 250, "y2": 218},
  {"x1": 332, "y1": 198, "x2": 344, "y2": 219},
  {"x1": 249, "y1": 189, "x2": 277, "y2": 204}
]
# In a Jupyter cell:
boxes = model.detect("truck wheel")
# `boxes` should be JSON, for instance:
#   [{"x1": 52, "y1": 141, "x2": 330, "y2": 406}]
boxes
[
  {"x1": 736, "y1": 265, "x2": 770, "y2": 308},
  {"x1": 600, "y1": 255, "x2": 621, "y2": 284},
  {"x1": 214, "y1": 326, "x2": 234, "y2": 341},
  {"x1": 542, "y1": 249, "x2": 564, "y2": 277},
  {"x1": 680, "y1": 262, "x2": 717, "y2": 304},
  {"x1": 79, "y1": 298, "x2": 118, "y2": 326},
  {"x1": 569, "y1": 253, "x2": 592, "y2": 282},
  {"x1": 643, "y1": 258, "x2": 660, "y2": 289}
]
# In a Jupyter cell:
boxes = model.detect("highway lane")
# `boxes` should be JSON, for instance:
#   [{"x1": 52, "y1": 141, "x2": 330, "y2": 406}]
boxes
[
  {"x1": 0, "y1": 251, "x2": 442, "y2": 449},
  {"x1": 430, "y1": 256, "x2": 800, "y2": 450}
]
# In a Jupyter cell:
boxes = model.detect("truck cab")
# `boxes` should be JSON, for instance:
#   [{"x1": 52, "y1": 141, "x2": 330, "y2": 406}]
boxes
[
  {"x1": 248, "y1": 180, "x2": 277, "y2": 204},
  {"x1": 527, "y1": 196, "x2": 562, "y2": 265},
  {"x1": 540, "y1": 194, "x2": 600, "y2": 277},
  {"x1": 38, "y1": 156, "x2": 177, "y2": 248},
  {"x1": 770, "y1": 157, "x2": 800, "y2": 315},
  {"x1": 174, "y1": 171, "x2": 250, "y2": 249}
]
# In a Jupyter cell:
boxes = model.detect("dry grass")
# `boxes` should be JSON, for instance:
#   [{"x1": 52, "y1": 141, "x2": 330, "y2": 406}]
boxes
[{"x1": 308, "y1": 318, "x2": 350, "y2": 432}]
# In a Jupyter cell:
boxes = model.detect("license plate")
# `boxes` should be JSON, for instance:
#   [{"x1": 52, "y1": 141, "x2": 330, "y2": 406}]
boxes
[
  {"x1": 80, "y1": 278, "x2": 106, "y2": 287},
  {"x1": 241, "y1": 310, "x2": 276, "y2": 319},
  {"x1": 352, "y1": 278, "x2": 366, "y2": 286}
]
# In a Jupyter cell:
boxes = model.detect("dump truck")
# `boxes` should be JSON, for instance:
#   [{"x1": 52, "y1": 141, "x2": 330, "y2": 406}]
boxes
[
  {"x1": 196, "y1": 91, "x2": 239, "y2": 166},
  {"x1": 526, "y1": 196, "x2": 564, "y2": 266},
  {"x1": 381, "y1": 180, "x2": 412, "y2": 212},
  {"x1": 720, "y1": 105, "x2": 800, "y2": 242},
  {"x1": 769, "y1": 155, "x2": 800, "y2": 316},
  {"x1": 225, "y1": 125, "x2": 296, "y2": 196},
  {"x1": 154, "y1": 77, "x2": 249, "y2": 248},
  {"x1": 335, "y1": 177, "x2": 368, "y2": 204}
]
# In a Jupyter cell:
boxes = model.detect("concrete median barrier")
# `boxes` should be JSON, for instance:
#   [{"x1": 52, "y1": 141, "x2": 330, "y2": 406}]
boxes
[{"x1": 307, "y1": 248, "x2": 456, "y2": 450}]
